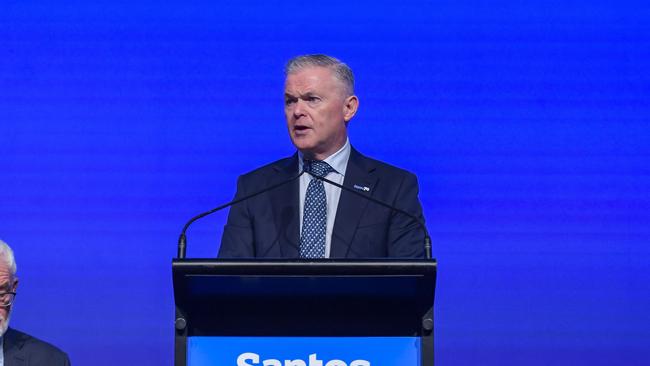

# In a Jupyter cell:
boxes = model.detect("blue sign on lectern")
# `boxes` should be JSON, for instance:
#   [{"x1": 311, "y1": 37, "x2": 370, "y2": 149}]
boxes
[{"x1": 188, "y1": 336, "x2": 420, "y2": 365}]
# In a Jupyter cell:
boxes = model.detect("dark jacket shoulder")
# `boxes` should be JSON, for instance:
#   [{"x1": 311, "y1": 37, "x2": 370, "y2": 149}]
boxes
[
  {"x1": 4, "y1": 328, "x2": 70, "y2": 366},
  {"x1": 235, "y1": 148, "x2": 418, "y2": 193},
  {"x1": 346, "y1": 149, "x2": 419, "y2": 193},
  {"x1": 235, "y1": 155, "x2": 298, "y2": 194},
  {"x1": 239, "y1": 155, "x2": 296, "y2": 180},
  {"x1": 238, "y1": 149, "x2": 416, "y2": 179},
  {"x1": 356, "y1": 152, "x2": 416, "y2": 177}
]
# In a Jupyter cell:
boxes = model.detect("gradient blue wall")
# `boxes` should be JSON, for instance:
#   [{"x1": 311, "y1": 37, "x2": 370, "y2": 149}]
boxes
[{"x1": 1, "y1": 1, "x2": 649, "y2": 365}]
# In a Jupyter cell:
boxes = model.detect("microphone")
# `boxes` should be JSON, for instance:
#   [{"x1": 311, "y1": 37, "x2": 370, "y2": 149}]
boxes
[
  {"x1": 304, "y1": 162, "x2": 432, "y2": 259},
  {"x1": 177, "y1": 169, "x2": 306, "y2": 259}
]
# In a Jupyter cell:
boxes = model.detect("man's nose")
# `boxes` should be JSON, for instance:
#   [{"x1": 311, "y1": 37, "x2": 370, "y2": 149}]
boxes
[{"x1": 293, "y1": 99, "x2": 306, "y2": 118}]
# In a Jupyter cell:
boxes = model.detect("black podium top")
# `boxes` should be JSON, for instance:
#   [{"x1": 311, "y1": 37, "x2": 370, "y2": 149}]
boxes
[{"x1": 172, "y1": 259, "x2": 436, "y2": 337}]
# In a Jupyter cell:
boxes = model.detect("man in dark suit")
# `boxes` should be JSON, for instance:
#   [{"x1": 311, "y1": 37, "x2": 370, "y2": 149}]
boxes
[
  {"x1": 3, "y1": 328, "x2": 70, "y2": 366},
  {"x1": 0, "y1": 240, "x2": 70, "y2": 366},
  {"x1": 219, "y1": 55, "x2": 426, "y2": 259}
]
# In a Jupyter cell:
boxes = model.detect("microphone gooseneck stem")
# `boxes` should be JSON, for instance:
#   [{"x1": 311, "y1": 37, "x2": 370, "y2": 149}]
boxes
[{"x1": 176, "y1": 170, "x2": 305, "y2": 259}]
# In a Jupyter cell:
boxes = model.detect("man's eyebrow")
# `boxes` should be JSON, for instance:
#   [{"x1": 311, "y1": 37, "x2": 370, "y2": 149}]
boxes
[
  {"x1": 293, "y1": 92, "x2": 321, "y2": 100},
  {"x1": 285, "y1": 91, "x2": 319, "y2": 100}
]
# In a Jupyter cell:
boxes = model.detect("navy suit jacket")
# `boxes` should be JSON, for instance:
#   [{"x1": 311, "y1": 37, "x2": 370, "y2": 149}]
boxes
[
  {"x1": 219, "y1": 148, "x2": 426, "y2": 258},
  {"x1": 3, "y1": 328, "x2": 70, "y2": 366}
]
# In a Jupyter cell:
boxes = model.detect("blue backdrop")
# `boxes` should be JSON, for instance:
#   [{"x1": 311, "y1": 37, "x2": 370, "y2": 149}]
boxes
[{"x1": 1, "y1": 1, "x2": 649, "y2": 365}]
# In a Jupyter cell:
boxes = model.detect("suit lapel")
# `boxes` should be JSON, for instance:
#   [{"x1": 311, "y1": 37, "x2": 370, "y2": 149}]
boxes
[
  {"x1": 330, "y1": 148, "x2": 377, "y2": 258},
  {"x1": 4, "y1": 328, "x2": 27, "y2": 366},
  {"x1": 269, "y1": 154, "x2": 301, "y2": 258}
]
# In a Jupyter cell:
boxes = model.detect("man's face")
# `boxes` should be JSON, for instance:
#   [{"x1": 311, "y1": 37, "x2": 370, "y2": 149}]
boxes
[
  {"x1": 284, "y1": 66, "x2": 358, "y2": 160},
  {"x1": 0, "y1": 261, "x2": 17, "y2": 336}
]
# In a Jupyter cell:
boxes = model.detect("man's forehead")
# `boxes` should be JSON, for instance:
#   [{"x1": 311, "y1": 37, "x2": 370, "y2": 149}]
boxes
[{"x1": 0, "y1": 262, "x2": 13, "y2": 281}]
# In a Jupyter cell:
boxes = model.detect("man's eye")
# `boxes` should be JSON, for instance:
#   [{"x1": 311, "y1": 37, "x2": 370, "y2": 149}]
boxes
[
  {"x1": 307, "y1": 97, "x2": 319, "y2": 102},
  {"x1": 285, "y1": 99, "x2": 296, "y2": 105}
]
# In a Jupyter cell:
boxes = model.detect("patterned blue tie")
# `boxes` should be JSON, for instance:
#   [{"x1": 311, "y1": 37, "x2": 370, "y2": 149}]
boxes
[{"x1": 300, "y1": 160, "x2": 335, "y2": 258}]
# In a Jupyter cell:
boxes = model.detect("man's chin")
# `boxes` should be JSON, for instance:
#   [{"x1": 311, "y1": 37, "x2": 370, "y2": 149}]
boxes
[
  {"x1": 292, "y1": 141, "x2": 317, "y2": 156},
  {"x1": 291, "y1": 136, "x2": 313, "y2": 147}
]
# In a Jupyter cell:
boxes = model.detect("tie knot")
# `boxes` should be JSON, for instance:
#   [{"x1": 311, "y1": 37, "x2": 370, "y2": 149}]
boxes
[{"x1": 307, "y1": 160, "x2": 335, "y2": 177}]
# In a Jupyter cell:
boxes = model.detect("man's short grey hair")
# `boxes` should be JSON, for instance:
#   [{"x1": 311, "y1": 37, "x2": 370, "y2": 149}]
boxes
[
  {"x1": 285, "y1": 54, "x2": 355, "y2": 96},
  {"x1": 0, "y1": 240, "x2": 17, "y2": 277}
]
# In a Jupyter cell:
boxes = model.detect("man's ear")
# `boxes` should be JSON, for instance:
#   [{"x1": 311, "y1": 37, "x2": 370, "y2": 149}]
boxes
[
  {"x1": 343, "y1": 95, "x2": 359, "y2": 123},
  {"x1": 11, "y1": 277, "x2": 18, "y2": 292}
]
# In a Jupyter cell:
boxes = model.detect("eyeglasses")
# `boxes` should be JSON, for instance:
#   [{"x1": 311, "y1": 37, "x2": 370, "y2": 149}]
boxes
[{"x1": 0, "y1": 292, "x2": 16, "y2": 307}]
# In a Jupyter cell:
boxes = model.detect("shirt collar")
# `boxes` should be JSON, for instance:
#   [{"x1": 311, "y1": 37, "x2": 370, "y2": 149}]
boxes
[{"x1": 298, "y1": 138, "x2": 351, "y2": 177}]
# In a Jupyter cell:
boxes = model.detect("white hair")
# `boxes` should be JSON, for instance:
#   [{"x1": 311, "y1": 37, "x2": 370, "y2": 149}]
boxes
[
  {"x1": 0, "y1": 239, "x2": 17, "y2": 277},
  {"x1": 285, "y1": 54, "x2": 355, "y2": 96}
]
